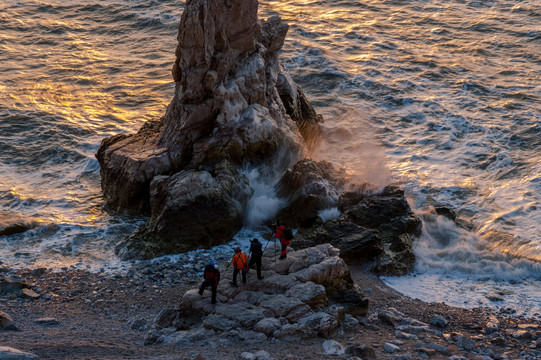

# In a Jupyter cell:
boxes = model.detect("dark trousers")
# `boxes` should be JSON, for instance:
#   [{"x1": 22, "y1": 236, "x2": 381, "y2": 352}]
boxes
[
  {"x1": 280, "y1": 239, "x2": 291, "y2": 257},
  {"x1": 248, "y1": 255, "x2": 262, "y2": 279},
  {"x1": 233, "y1": 268, "x2": 246, "y2": 285},
  {"x1": 199, "y1": 280, "x2": 217, "y2": 304}
]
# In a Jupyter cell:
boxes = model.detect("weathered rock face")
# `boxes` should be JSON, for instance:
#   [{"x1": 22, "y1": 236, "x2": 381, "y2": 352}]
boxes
[
  {"x1": 294, "y1": 221, "x2": 383, "y2": 264},
  {"x1": 275, "y1": 159, "x2": 347, "y2": 228},
  {"x1": 267, "y1": 160, "x2": 422, "y2": 275},
  {"x1": 95, "y1": 120, "x2": 168, "y2": 213},
  {"x1": 339, "y1": 186, "x2": 422, "y2": 241},
  {"x1": 0, "y1": 311, "x2": 16, "y2": 330},
  {"x1": 290, "y1": 185, "x2": 422, "y2": 276},
  {"x1": 144, "y1": 244, "x2": 368, "y2": 345},
  {"x1": 97, "y1": 0, "x2": 420, "y2": 270},
  {"x1": 116, "y1": 162, "x2": 253, "y2": 260},
  {"x1": 97, "y1": 0, "x2": 322, "y2": 258},
  {"x1": 276, "y1": 70, "x2": 323, "y2": 149}
]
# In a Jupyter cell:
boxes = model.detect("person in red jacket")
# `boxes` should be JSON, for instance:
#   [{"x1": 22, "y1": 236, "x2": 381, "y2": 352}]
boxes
[
  {"x1": 198, "y1": 260, "x2": 220, "y2": 304},
  {"x1": 231, "y1": 247, "x2": 248, "y2": 287},
  {"x1": 274, "y1": 220, "x2": 290, "y2": 259}
]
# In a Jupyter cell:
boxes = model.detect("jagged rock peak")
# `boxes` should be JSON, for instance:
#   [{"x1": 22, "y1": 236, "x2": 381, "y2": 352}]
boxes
[
  {"x1": 171, "y1": 0, "x2": 262, "y2": 104},
  {"x1": 160, "y1": 0, "x2": 301, "y2": 165}
]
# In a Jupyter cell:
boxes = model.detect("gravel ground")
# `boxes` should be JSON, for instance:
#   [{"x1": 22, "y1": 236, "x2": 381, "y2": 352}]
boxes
[{"x1": 0, "y1": 262, "x2": 539, "y2": 360}]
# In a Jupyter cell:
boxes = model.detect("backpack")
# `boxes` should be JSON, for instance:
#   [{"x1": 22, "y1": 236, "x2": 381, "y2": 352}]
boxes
[
  {"x1": 204, "y1": 265, "x2": 218, "y2": 282},
  {"x1": 283, "y1": 227, "x2": 293, "y2": 241},
  {"x1": 204, "y1": 270, "x2": 215, "y2": 281}
]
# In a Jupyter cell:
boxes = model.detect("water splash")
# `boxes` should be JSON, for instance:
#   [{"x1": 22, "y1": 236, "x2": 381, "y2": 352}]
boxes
[
  {"x1": 416, "y1": 212, "x2": 541, "y2": 281},
  {"x1": 384, "y1": 211, "x2": 541, "y2": 319},
  {"x1": 312, "y1": 107, "x2": 392, "y2": 190},
  {"x1": 242, "y1": 168, "x2": 286, "y2": 227},
  {"x1": 318, "y1": 207, "x2": 341, "y2": 223}
]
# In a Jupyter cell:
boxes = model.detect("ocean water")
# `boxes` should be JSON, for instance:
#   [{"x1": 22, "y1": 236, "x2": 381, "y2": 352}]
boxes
[{"x1": 0, "y1": 0, "x2": 539, "y2": 318}]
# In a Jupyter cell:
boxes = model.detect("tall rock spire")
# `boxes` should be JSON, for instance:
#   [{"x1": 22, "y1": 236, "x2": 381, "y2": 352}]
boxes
[{"x1": 96, "y1": 0, "x2": 322, "y2": 259}]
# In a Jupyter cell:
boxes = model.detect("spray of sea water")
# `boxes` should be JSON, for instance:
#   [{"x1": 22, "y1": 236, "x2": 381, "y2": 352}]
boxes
[{"x1": 0, "y1": 0, "x2": 539, "y2": 318}]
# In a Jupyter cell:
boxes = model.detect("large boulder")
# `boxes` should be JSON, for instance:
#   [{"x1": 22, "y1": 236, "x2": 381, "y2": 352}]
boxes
[
  {"x1": 0, "y1": 311, "x2": 16, "y2": 330},
  {"x1": 0, "y1": 211, "x2": 40, "y2": 237},
  {"x1": 275, "y1": 159, "x2": 346, "y2": 228},
  {"x1": 116, "y1": 162, "x2": 253, "y2": 259},
  {"x1": 95, "y1": 120, "x2": 169, "y2": 212},
  {"x1": 291, "y1": 185, "x2": 422, "y2": 275},
  {"x1": 284, "y1": 282, "x2": 327, "y2": 309},
  {"x1": 339, "y1": 185, "x2": 421, "y2": 275},
  {"x1": 293, "y1": 221, "x2": 383, "y2": 264},
  {"x1": 96, "y1": 0, "x2": 322, "y2": 258},
  {"x1": 296, "y1": 312, "x2": 340, "y2": 338},
  {"x1": 339, "y1": 185, "x2": 422, "y2": 242},
  {"x1": 215, "y1": 303, "x2": 267, "y2": 328}
]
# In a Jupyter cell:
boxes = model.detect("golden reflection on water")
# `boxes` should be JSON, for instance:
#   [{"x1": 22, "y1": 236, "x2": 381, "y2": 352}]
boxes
[
  {"x1": 7, "y1": 71, "x2": 169, "y2": 131},
  {"x1": 2, "y1": 17, "x2": 172, "y2": 134}
]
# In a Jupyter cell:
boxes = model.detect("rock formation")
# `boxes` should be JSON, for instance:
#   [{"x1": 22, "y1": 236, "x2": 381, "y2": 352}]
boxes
[
  {"x1": 96, "y1": 0, "x2": 422, "y2": 273},
  {"x1": 144, "y1": 244, "x2": 368, "y2": 345},
  {"x1": 291, "y1": 184, "x2": 422, "y2": 275},
  {"x1": 271, "y1": 159, "x2": 421, "y2": 275},
  {"x1": 0, "y1": 211, "x2": 40, "y2": 237},
  {"x1": 0, "y1": 310, "x2": 16, "y2": 331},
  {"x1": 274, "y1": 159, "x2": 347, "y2": 228},
  {"x1": 96, "y1": 0, "x2": 321, "y2": 259}
]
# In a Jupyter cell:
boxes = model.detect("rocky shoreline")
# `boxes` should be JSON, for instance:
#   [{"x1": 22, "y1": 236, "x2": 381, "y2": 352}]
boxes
[
  {"x1": 1, "y1": 248, "x2": 539, "y2": 360},
  {"x1": 1, "y1": 0, "x2": 539, "y2": 359}
]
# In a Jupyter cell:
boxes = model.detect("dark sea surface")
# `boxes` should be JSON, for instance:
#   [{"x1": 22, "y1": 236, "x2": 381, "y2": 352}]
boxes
[{"x1": 0, "y1": 0, "x2": 539, "y2": 317}]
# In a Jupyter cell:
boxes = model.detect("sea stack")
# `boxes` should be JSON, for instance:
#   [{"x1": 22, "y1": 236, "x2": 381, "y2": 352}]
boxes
[{"x1": 96, "y1": 0, "x2": 322, "y2": 259}]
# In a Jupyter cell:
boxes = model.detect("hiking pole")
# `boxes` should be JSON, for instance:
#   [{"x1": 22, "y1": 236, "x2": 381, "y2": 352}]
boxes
[
  {"x1": 262, "y1": 232, "x2": 273, "y2": 251},
  {"x1": 274, "y1": 236, "x2": 276, "y2": 265},
  {"x1": 223, "y1": 260, "x2": 232, "y2": 275},
  {"x1": 271, "y1": 224, "x2": 277, "y2": 265},
  {"x1": 221, "y1": 248, "x2": 235, "y2": 278}
]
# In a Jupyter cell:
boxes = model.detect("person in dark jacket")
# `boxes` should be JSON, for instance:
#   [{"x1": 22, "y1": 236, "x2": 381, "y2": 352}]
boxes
[
  {"x1": 198, "y1": 260, "x2": 220, "y2": 304},
  {"x1": 248, "y1": 238, "x2": 264, "y2": 280}
]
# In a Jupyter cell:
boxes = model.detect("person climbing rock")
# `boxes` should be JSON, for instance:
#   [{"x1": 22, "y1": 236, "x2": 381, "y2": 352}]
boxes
[
  {"x1": 198, "y1": 260, "x2": 220, "y2": 304},
  {"x1": 248, "y1": 238, "x2": 264, "y2": 280},
  {"x1": 274, "y1": 220, "x2": 292, "y2": 259},
  {"x1": 231, "y1": 247, "x2": 248, "y2": 287}
]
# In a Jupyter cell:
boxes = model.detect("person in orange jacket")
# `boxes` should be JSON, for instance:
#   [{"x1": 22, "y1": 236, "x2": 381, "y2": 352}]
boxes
[
  {"x1": 231, "y1": 246, "x2": 248, "y2": 287},
  {"x1": 274, "y1": 220, "x2": 290, "y2": 259}
]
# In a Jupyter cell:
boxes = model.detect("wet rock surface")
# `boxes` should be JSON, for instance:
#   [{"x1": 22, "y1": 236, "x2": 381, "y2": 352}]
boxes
[
  {"x1": 275, "y1": 159, "x2": 346, "y2": 228},
  {"x1": 115, "y1": 163, "x2": 253, "y2": 260},
  {"x1": 95, "y1": 0, "x2": 424, "y2": 282},
  {"x1": 290, "y1": 185, "x2": 421, "y2": 275},
  {"x1": 0, "y1": 211, "x2": 41, "y2": 237}
]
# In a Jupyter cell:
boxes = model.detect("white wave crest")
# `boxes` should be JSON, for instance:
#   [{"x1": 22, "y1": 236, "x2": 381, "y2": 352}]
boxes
[{"x1": 415, "y1": 213, "x2": 541, "y2": 282}]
